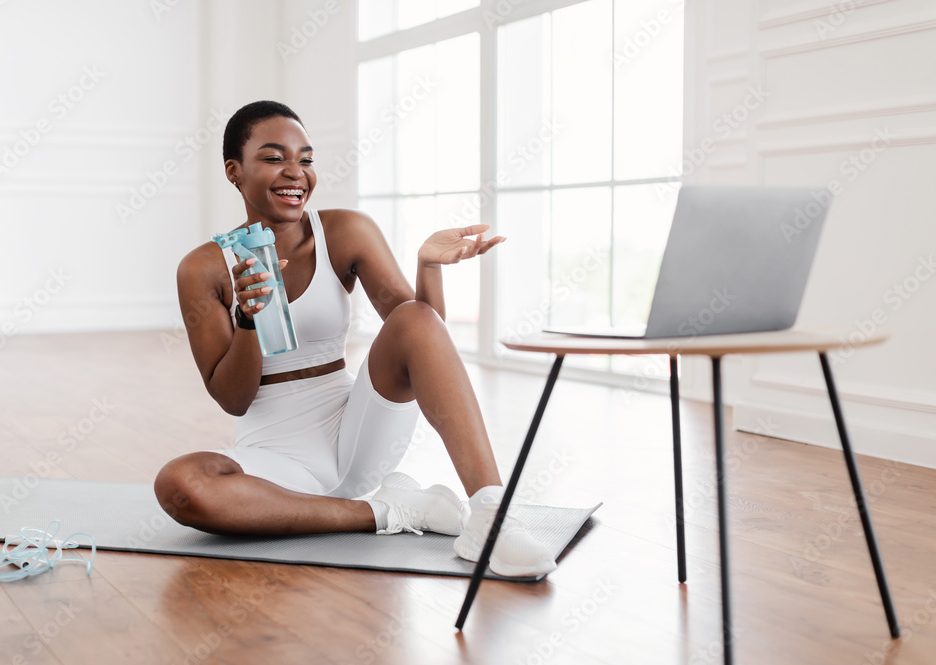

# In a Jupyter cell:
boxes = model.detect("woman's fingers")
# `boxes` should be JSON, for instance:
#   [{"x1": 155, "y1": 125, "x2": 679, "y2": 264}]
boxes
[
  {"x1": 236, "y1": 270, "x2": 273, "y2": 291},
  {"x1": 458, "y1": 223, "x2": 490, "y2": 237},
  {"x1": 228, "y1": 257, "x2": 280, "y2": 319},
  {"x1": 232, "y1": 257, "x2": 256, "y2": 277},
  {"x1": 477, "y1": 236, "x2": 506, "y2": 254},
  {"x1": 456, "y1": 235, "x2": 505, "y2": 261},
  {"x1": 237, "y1": 285, "x2": 273, "y2": 305},
  {"x1": 241, "y1": 301, "x2": 267, "y2": 318}
]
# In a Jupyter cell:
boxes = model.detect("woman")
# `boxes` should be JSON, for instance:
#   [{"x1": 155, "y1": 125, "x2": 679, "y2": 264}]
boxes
[{"x1": 154, "y1": 101, "x2": 555, "y2": 577}]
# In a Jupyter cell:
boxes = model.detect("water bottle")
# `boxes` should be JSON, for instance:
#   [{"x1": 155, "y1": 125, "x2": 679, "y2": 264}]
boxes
[{"x1": 211, "y1": 222, "x2": 298, "y2": 357}]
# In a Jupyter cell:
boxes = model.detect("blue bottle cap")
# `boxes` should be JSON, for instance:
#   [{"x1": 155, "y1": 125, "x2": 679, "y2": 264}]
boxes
[{"x1": 211, "y1": 222, "x2": 274, "y2": 251}]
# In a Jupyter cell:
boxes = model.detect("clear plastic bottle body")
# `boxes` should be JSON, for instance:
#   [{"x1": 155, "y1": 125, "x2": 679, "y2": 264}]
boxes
[{"x1": 241, "y1": 244, "x2": 297, "y2": 356}]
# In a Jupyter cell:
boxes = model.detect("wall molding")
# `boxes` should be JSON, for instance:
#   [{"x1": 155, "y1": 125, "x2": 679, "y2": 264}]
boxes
[
  {"x1": 0, "y1": 181, "x2": 196, "y2": 197},
  {"x1": 756, "y1": 130, "x2": 936, "y2": 156},
  {"x1": 0, "y1": 123, "x2": 201, "y2": 149},
  {"x1": 757, "y1": 0, "x2": 894, "y2": 30},
  {"x1": 708, "y1": 71, "x2": 749, "y2": 86},
  {"x1": 751, "y1": 371, "x2": 936, "y2": 414},
  {"x1": 711, "y1": 132, "x2": 749, "y2": 146},
  {"x1": 757, "y1": 96, "x2": 936, "y2": 128},
  {"x1": 760, "y1": 17, "x2": 936, "y2": 58},
  {"x1": 708, "y1": 155, "x2": 750, "y2": 170},
  {"x1": 707, "y1": 47, "x2": 749, "y2": 63}
]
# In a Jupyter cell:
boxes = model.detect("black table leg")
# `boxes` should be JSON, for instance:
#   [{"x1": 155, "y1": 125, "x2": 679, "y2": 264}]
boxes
[
  {"x1": 670, "y1": 355, "x2": 687, "y2": 583},
  {"x1": 712, "y1": 356, "x2": 734, "y2": 665},
  {"x1": 455, "y1": 354, "x2": 566, "y2": 630},
  {"x1": 818, "y1": 352, "x2": 900, "y2": 638}
]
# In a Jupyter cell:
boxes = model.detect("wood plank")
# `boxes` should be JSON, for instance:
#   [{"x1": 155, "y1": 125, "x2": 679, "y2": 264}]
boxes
[{"x1": 2, "y1": 330, "x2": 935, "y2": 665}]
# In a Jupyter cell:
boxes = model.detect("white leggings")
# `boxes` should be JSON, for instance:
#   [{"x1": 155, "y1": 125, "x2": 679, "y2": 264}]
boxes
[{"x1": 211, "y1": 352, "x2": 420, "y2": 499}]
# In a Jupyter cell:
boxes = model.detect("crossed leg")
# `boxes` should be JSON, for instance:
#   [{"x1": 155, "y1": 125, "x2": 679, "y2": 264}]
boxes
[{"x1": 154, "y1": 300, "x2": 502, "y2": 535}]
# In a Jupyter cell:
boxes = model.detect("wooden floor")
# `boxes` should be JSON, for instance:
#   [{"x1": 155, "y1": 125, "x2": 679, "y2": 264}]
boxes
[{"x1": 2, "y1": 330, "x2": 935, "y2": 665}]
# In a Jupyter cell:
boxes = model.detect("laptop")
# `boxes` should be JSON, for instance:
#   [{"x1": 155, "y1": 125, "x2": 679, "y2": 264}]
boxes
[{"x1": 542, "y1": 185, "x2": 832, "y2": 339}]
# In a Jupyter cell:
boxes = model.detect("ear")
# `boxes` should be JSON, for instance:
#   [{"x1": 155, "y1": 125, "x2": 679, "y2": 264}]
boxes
[{"x1": 224, "y1": 159, "x2": 242, "y2": 188}]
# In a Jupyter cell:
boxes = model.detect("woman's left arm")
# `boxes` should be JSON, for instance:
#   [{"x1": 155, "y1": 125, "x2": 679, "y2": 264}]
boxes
[
  {"x1": 345, "y1": 210, "x2": 504, "y2": 322},
  {"x1": 416, "y1": 223, "x2": 506, "y2": 321}
]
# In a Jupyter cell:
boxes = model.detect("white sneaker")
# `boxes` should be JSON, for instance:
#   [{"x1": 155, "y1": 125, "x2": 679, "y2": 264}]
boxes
[
  {"x1": 453, "y1": 486, "x2": 557, "y2": 577},
  {"x1": 372, "y1": 472, "x2": 467, "y2": 536}
]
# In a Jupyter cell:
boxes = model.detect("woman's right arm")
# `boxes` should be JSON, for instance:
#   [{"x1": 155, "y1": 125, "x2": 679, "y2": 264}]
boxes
[{"x1": 176, "y1": 250, "x2": 264, "y2": 416}]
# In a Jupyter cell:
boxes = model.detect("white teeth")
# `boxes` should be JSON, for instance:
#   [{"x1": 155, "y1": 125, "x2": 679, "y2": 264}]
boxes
[{"x1": 274, "y1": 188, "x2": 303, "y2": 196}]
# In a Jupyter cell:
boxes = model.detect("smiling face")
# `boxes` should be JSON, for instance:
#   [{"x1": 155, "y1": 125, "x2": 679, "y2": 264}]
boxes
[{"x1": 224, "y1": 115, "x2": 317, "y2": 224}]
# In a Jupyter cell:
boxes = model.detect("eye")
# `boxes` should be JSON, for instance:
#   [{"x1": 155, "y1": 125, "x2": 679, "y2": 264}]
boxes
[
  {"x1": 301, "y1": 159, "x2": 315, "y2": 165},
  {"x1": 264, "y1": 156, "x2": 283, "y2": 162}
]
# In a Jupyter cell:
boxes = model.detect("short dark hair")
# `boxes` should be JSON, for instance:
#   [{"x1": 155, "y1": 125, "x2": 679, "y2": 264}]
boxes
[{"x1": 222, "y1": 101, "x2": 304, "y2": 162}]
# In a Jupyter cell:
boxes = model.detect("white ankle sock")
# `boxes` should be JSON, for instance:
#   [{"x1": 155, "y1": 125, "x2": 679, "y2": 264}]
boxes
[
  {"x1": 366, "y1": 499, "x2": 389, "y2": 531},
  {"x1": 469, "y1": 484, "x2": 504, "y2": 509}
]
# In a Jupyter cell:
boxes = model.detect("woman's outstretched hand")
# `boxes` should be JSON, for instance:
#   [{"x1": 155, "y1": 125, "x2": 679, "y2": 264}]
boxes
[{"x1": 417, "y1": 224, "x2": 506, "y2": 267}]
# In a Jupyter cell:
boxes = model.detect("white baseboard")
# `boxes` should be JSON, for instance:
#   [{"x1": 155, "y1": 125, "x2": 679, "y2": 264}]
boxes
[{"x1": 734, "y1": 402, "x2": 936, "y2": 469}]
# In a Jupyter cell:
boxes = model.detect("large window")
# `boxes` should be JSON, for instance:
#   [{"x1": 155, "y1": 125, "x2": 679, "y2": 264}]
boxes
[
  {"x1": 358, "y1": 0, "x2": 480, "y2": 40},
  {"x1": 356, "y1": 33, "x2": 481, "y2": 350},
  {"x1": 356, "y1": 0, "x2": 684, "y2": 373}
]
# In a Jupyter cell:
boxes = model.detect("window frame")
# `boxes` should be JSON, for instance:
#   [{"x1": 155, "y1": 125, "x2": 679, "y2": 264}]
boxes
[{"x1": 354, "y1": 0, "x2": 685, "y2": 392}]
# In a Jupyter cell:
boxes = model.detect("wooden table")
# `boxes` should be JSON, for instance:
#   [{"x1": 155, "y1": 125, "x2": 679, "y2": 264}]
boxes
[{"x1": 454, "y1": 329, "x2": 900, "y2": 665}]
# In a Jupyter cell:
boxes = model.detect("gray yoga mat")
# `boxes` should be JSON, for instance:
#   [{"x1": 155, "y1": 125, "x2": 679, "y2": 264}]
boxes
[{"x1": 0, "y1": 478, "x2": 600, "y2": 582}]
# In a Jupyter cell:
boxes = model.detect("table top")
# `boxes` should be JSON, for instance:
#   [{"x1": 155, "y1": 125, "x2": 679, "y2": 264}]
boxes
[{"x1": 500, "y1": 329, "x2": 889, "y2": 357}]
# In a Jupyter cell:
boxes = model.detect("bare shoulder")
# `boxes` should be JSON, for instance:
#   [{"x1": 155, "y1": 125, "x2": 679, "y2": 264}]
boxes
[
  {"x1": 177, "y1": 240, "x2": 229, "y2": 303},
  {"x1": 318, "y1": 208, "x2": 379, "y2": 238},
  {"x1": 318, "y1": 208, "x2": 385, "y2": 272}
]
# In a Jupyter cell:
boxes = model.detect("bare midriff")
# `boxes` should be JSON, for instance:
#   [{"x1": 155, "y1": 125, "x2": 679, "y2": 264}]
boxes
[{"x1": 259, "y1": 358, "x2": 346, "y2": 385}]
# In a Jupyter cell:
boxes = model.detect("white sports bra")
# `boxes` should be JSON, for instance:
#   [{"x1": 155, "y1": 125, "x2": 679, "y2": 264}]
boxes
[{"x1": 222, "y1": 208, "x2": 351, "y2": 374}]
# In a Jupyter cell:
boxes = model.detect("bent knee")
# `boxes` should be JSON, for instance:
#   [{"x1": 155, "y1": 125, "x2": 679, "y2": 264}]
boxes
[
  {"x1": 154, "y1": 452, "x2": 237, "y2": 523},
  {"x1": 153, "y1": 465, "x2": 204, "y2": 522},
  {"x1": 386, "y1": 299, "x2": 442, "y2": 330}
]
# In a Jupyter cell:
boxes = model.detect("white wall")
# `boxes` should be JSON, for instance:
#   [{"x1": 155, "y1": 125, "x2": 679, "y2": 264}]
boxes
[
  {"x1": 0, "y1": 0, "x2": 358, "y2": 341},
  {"x1": 678, "y1": 0, "x2": 936, "y2": 467}
]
